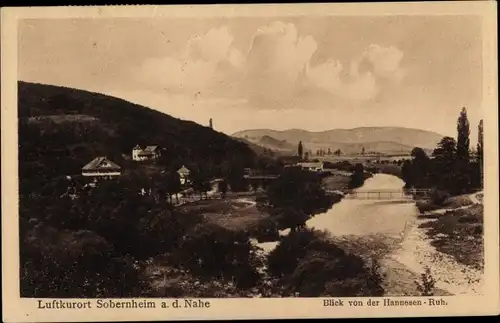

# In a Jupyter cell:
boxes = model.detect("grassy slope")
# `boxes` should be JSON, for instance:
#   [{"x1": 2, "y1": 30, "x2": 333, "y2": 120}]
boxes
[{"x1": 18, "y1": 81, "x2": 257, "y2": 182}]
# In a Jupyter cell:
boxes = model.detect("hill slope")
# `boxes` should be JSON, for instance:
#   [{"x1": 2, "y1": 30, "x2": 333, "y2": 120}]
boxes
[
  {"x1": 18, "y1": 81, "x2": 257, "y2": 182},
  {"x1": 233, "y1": 127, "x2": 445, "y2": 155}
]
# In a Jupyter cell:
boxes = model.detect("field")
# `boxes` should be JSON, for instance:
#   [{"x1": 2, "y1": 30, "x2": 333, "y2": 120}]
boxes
[
  {"x1": 178, "y1": 197, "x2": 269, "y2": 233},
  {"x1": 322, "y1": 174, "x2": 351, "y2": 191}
]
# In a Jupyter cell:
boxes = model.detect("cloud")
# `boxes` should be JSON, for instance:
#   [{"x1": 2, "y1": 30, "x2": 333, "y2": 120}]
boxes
[
  {"x1": 306, "y1": 59, "x2": 378, "y2": 102},
  {"x1": 244, "y1": 22, "x2": 318, "y2": 101},
  {"x1": 134, "y1": 26, "x2": 244, "y2": 94},
  {"x1": 306, "y1": 44, "x2": 403, "y2": 102},
  {"x1": 133, "y1": 21, "x2": 404, "y2": 109},
  {"x1": 185, "y1": 26, "x2": 244, "y2": 67},
  {"x1": 359, "y1": 44, "x2": 404, "y2": 82}
]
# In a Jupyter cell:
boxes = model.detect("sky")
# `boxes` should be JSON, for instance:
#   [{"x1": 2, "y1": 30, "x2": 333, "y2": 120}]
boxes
[{"x1": 18, "y1": 16, "x2": 483, "y2": 139}]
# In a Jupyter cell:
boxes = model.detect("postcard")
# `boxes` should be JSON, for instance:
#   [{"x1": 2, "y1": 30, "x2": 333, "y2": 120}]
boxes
[{"x1": 1, "y1": 2, "x2": 498, "y2": 321}]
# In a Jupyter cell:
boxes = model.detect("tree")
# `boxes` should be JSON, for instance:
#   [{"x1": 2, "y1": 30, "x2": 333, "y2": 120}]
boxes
[
  {"x1": 409, "y1": 147, "x2": 431, "y2": 188},
  {"x1": 456, "y1": 107, "x2": 471, "y2": 162},
  {"x1": 348, "y1": 163, "x2": 366, "y2": 189},
  {"x1": 361, "y1": 147, "x2": 365, "y2": 155},
  {"x1": 431, "y1": 137, "x2": 457, "y2": 192},
  {"x1": 209, "y1": 118, "x2": 213, "y2": 129},
  {"x1": 304, "y1": 151, "x2": 309, "y2": 161},
  {"x1": 218, "y1": 179, "x2": 228, "y2": 198},
  {"x1": 191, "y1": 167, "x2": 211, "y2": 199},
  {"x1": 432, "y1": 137, "x2": 457, "y2": 162},
  {"x1": 327, "y1": 148, "x2": 332, "y2": 155},
  {"x1": 260, "y1": 167, "x2": 334, "y2": 231},
  {"x1": 222, "y1": 160, "x2": 248, "y2": 192},
  {"x1": 477, "y1": 119, "x2": 484, "y2": 187},
  {"x1": 298, "y1": 141, "x2": 303, "y2": 160},
  {"x1": 477, "y1": 119, "x2": 484, "y2": 164}
]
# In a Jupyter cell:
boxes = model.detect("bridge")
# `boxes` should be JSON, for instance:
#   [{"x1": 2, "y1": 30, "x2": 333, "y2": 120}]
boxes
[{"x1": 328, "y1": 188, "x2": 434, "y2": 200}]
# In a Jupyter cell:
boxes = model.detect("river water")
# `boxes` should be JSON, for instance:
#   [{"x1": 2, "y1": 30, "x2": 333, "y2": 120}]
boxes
[
  {"x1": 254, "y1": 173, "x2": 483, "y2": 296},
  {"x1": 256, "y1": 174, "x2": 419, "y2": 253},
  {"x1": 306, "y1": 174, "x2": 418, "y2": 238}
]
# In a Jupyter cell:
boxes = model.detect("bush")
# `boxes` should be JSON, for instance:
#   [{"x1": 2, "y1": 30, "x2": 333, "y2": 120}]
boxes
[
  {"x1": 430, "y1": 189, "x2": 451, "y2": 206},
  {"x1": 415, "y1": 266, "x2": 436, "y2": 296},
  {"x1": 249, "y1": 217, "x2": 280, "y2": 242},
  {"x1": 21, "y1": 223, "x2": 143, "y2": 297},
  {"x1": 176, "y1": 223, "x2": 262, "y2": 288},
  {"x1": 268, "y1": 229, "x2": 385, "y2": 297}
]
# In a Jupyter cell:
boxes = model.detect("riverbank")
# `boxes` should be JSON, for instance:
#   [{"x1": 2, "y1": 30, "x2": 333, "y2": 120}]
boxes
[{"x1": 388, "y1": 191, "x2": 484, "y2": 296}]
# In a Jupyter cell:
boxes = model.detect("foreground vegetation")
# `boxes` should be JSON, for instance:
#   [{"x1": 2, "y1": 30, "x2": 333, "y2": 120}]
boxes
[{"x1": 418, "y1": 202, "x2": 484, "y2": 270}]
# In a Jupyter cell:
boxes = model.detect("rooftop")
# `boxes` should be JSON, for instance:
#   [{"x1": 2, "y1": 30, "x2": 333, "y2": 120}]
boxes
[{"x1": 82, "y1": 157, "x2": 121, "y2": 171}]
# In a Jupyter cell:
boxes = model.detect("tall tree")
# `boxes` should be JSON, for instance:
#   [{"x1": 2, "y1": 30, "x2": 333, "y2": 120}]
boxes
[
  {"x1": 477, "y1": 119, "x2": 484, "y2": 165},
  {"x1": 410, "y1": 147, "x2": 431, "y2": 188},
  {"x1": 298, "y1": 141, "x2": 303, "y2": 160},
  {"x1": 477, "y1": 119, "x2": 484, "y2": 188},
  {"x1": 432, "y1": 137, "x2": 457, "y2": 192},
  {"x1": 456, "y1": 107, "x2": 471, "y2": 162},
  {"x1": 209, "y1": 118, "x2": 213, "y2": 129}
]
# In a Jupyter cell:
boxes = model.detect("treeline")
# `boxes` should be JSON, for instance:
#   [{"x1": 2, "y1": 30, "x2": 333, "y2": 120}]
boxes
[
  {"x1": 257, "y1": 167, "x2": 339, "y2": 233},
  {"x1": 401, "y1": 108, "x2": 483, "y2": 196}
]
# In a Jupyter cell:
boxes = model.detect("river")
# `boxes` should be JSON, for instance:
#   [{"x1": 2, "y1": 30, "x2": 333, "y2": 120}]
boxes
[
  {"x1": 255, "y1": 173, "x2": 483, "y2": 296},
  {"x1": 306, "y1": 173, "x2": 418, "y2": 238},
  {"x1": 255, "y1": 173, "x2": 418, "y2": 253}
]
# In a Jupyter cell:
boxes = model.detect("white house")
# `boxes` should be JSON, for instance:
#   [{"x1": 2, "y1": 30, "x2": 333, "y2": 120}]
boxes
[
  {"x1": 296, "y1": 162, "x2": 324, "y2": 172},
  {"x1": 177, "y1": 165, "x2": 191, "y2": 185},
  {"x1": 132, "y1": 145, "x2": 161, "y2": 161}
]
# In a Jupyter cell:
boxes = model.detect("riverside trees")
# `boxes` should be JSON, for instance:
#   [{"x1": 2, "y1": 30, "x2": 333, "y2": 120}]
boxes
[
  {"x1": 401, "y1": 107, "x2": 483, "y2": 195},
  {"x1": 258, "y1": 167, "x2": 337, "y2": 232}
]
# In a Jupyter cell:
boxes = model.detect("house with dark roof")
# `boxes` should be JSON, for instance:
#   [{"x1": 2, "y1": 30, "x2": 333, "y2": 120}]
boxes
[
  {"x1": 132, "y1": 145, "x2": 161, "y2": 161},
  {"x1": 82, "y1": 157, "x2": 121, "y2": 178}
]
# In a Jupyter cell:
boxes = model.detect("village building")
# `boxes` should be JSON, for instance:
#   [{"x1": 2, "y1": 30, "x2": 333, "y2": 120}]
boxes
[
  {"x1": 296, "y1": 162, "x2": 324, "y2": 172},
  {"x1": 82, "y1": 157, "x2": 121, "y2": 178},
  {"x1": 132, "y1": 145, "x2": 161, "y2": 161},
  {"x1": 177, "y1": 165, "x2": 191, "y2": 185}
]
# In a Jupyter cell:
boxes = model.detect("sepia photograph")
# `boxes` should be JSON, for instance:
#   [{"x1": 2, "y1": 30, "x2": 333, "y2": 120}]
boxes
[{"x1": 1, "y1": 2, "x2": 499, "y2": 321}]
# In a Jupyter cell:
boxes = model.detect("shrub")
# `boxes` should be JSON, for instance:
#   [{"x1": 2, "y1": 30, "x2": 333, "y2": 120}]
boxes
[
  {"x1": 21, "y1": 223, "x2": 143, "y2": 297},
  {"x1": 430, "y1": 189, "x2": 451, "y2": 206},
  {"x1": 268, "y1": 229, "x2": 385, "y2": 297},
  {"x1": 415, "y1": 266, "x2": 436, "y2": 296},
  {"x1": 176, "y1": 223, "x2": 262, "y2": 288}
]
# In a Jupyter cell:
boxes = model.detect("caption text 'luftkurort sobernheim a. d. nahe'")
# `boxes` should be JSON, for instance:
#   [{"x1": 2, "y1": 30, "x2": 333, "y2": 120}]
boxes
[{"x1": 36, "y1": 298, "x2": 448, "y2": 310}]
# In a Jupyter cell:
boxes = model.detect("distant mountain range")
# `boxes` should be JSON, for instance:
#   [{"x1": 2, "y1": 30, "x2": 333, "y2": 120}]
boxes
[{"x1": 232, "y1": 127, "x2": 445, "y2": 155}]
